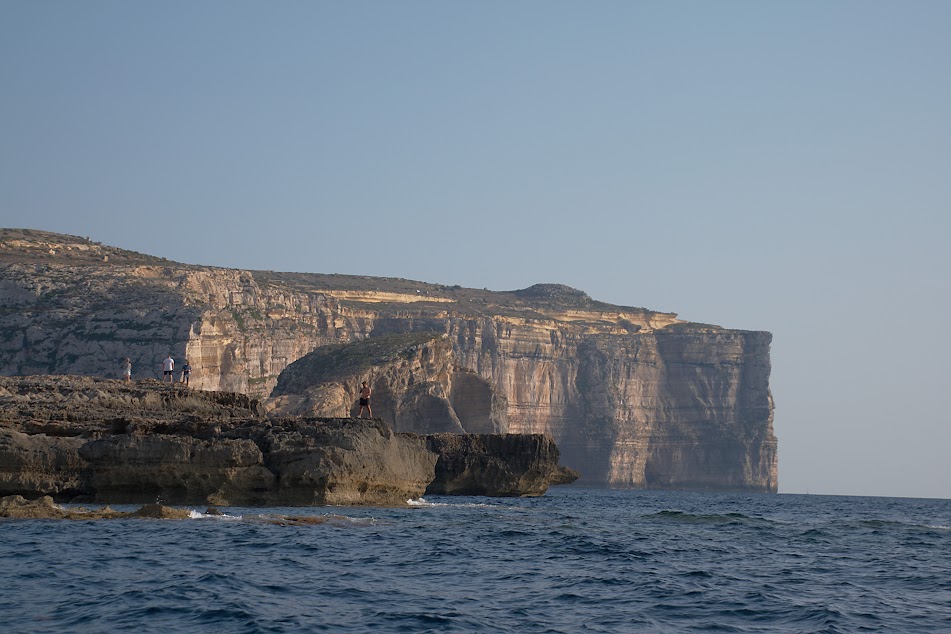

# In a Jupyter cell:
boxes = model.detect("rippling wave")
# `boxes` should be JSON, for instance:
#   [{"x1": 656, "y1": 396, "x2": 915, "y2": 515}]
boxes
[{"x1": 1, "y1": 490, "x2": 949, "y2": 632}]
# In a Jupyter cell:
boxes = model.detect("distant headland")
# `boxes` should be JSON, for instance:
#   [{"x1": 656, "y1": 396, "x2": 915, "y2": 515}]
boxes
[{"x1": 0, "y1": 228, "x2": 777, "y2": 493}]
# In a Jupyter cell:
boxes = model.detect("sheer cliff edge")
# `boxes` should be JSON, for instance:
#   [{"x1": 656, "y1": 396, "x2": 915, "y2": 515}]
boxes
[{"x1": 0, "y1": 229, "x2": 777, "y2": 493}]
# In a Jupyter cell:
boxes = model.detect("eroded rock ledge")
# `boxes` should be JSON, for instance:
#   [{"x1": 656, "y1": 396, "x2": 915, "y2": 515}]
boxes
[
  {"x1": 425, "y1": 434, "x2": 580, "y2": 497},
  {"x1": 0, "y1": 495, "x2": 362, "y2": 524},
  {"x1": 0, "y1": 375, "x2": 577, "y2": 506},
  {"x1": 0, "y1": 494, "x2": 194, "y2": 519}
]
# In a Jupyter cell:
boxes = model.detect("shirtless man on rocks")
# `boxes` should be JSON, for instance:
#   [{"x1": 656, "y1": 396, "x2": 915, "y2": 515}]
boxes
[{"x1": 358, "y1": 381, "x2": 372, "y2": 418}]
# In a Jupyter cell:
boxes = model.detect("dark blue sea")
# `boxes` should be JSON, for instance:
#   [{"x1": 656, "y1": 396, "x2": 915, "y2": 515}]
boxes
[{"x1": 1, "y1": 488, "x2": 949, "y2": 633}]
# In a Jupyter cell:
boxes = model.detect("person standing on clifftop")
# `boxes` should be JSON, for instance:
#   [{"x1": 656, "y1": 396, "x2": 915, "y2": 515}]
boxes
[
  {"x1": 358, "y1": 381, "x2": 372, "y2": 418},
  {"x1": 162, "y1": 354, "x2": 175, "y2": 383},
  {"x1": 180, "y1": 359, "x2": 192, "y2": 387},
  {"x1": 123, "y1": 358, "x2": 132, "y2": 383}
]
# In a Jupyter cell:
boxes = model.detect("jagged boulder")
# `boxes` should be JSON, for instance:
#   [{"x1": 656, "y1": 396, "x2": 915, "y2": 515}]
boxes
[
  {"x1": 0, "y1": 495, "x2": 71, "y2": 519},
  {"x1": 0, "y1": 495, "x2": 192, "y2": 520},
  {"x1": 425, "y1": 433, "x2": 579, "y2": 497}
]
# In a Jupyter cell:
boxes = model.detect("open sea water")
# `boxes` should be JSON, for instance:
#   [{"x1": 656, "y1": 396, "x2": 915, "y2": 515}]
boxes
[{"x1": 1, "y1": 488, "x2": 949, "y2": 633}]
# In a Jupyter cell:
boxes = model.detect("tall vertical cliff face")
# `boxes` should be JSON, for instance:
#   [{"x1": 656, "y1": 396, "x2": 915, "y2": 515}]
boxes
[
  {"x1": 0, "y1": 229, "x2": 777, "y2": 491},
  {"x1": 570, "y1": 330, "x2": 776, "y2": 490}
]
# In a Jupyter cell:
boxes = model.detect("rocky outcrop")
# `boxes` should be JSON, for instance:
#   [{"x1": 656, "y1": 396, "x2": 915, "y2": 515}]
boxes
[
  {"x1": 0, "y1": 229, "x2": 778, "y2": 492},
  {"x1": 0, "y1": 430, "x2": 86, "y2": 499},
  {"x1": 0, "y1": 375, "x2": 571, "y2": 504},
  {"x1": 0, "y1": 375, "x2": 437, "y2": 506},
  {"x1": 73, "y1": 420, "x2": 434, "y2": 507},
  {"x1": 425, "y1": 433, "x2": 579, "y2": 497},
  {"x1": 0, "y1": 495, "x2": 195, "y2": 519},
  {"x1": 0, "y1": 495, "x2": 347, "y2": 523}
]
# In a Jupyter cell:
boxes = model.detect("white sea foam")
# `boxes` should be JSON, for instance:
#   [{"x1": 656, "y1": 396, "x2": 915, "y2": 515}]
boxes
[
  {"x1": 188, "y1": 510, "x2": 244, "y2": 521},
  {"x1": 407, "y1": 497, "x2": 503, "y2": 509},
  {"x1": 337, "y1": 516, "x2": 376, "y2": 526},
  {"x1": 182, "y1": 508, "x2": 380, "y2": 525},
  {"x1": 408, "y1": 497, "x2": 469, "y2": 508}
]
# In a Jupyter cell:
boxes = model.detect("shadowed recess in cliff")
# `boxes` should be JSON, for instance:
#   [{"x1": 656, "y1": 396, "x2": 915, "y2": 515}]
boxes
[
  {"x1": 271, "y1": 332, "x2": 444, "y2": 393},
  {"x1": 267, "y1": 333, "x2": 506, "y2": 435}
]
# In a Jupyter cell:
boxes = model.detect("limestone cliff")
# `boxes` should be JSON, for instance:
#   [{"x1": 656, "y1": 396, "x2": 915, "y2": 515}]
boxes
[
  {"x1": 268, "y1": 332, "x2": 507, "y2": 435},
  {"x1": 0, "y1": 229, "x2": 778, "y2": 492}
]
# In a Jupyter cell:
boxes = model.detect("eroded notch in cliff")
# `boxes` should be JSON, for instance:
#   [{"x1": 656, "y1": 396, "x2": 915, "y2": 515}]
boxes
[{"x1": 450, "y1": 369, "x2": 506, "y2": 434}]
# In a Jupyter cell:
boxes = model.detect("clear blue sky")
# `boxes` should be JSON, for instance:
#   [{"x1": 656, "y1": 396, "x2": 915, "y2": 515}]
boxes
[{"x1": 2, "y1": 1, "x2": 949, "y2": 498}]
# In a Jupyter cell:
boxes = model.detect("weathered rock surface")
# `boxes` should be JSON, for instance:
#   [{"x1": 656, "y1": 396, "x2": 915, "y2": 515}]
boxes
[
  {"x1": 0, "y1": 375, "x2": 571, "y2": 504},
  {"x1": 0, "y1": 229, "x2": 777, "y2": 492},
  {"x1": 0, "y1": 495, "x2": 194, "y2": 519},
  {"x1": 0, "y1": 495, "x2": 344, "y2": 523},
  {"x1": 0, "y1": 375, "x2": 437, "y2": 506},
  {"x1": 425, "y1": 433, "x2": 580, "y2": 497},
  {"x1": 269, "y1": 332, "x2": 507, "y2": 434}
]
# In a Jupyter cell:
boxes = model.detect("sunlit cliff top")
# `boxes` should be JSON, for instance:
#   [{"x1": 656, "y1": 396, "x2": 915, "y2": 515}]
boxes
[{"x1": 0, "y1": 227, "x2": 700, "y2": 330}]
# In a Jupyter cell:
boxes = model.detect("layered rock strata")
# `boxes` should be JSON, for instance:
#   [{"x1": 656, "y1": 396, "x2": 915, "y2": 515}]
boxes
[
  {"x1": 0, "y1": 375, "x2": 571, "y2": 505},
  {"x1": 268, "y1": 332, "x2": 507, "y2": 435},
  {"x1": 0, "y1": 375, "x2": 435, "y2": 505},
  {"x1": 425, "y1": 433, "x2": 580, "y2": 497},
  {"x1": 0, "y1": 229, "x2": 778, "y2": 492}
]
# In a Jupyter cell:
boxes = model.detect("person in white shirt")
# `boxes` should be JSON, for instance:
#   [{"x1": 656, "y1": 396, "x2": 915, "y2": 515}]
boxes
[
  {"x1": 124, "y1": 358, "x2": 132, "y2": 383},
  {"x1": 163, "y1": 355, "x2": 175, "y2": 383}
]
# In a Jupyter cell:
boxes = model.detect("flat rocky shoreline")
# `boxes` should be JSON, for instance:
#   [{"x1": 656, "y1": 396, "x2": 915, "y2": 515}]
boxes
[
  {"x1": 0, "y1": 375, "x2": 578, "y2": 510},
  {"x1": 0, "y1": 494, "x2": 361, "y2": 523}
]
